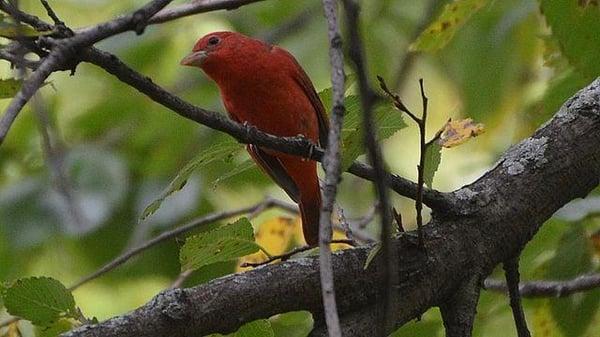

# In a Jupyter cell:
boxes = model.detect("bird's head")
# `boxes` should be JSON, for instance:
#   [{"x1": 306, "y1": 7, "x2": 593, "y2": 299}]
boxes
[{"x1": 180, "y1": 31, "x2": 237, "y2": 68}]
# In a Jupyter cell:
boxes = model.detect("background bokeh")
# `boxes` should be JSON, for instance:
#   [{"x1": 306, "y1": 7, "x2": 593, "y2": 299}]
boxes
[{"x1": 1, "y1": 0, "x2": 599, "y2": 336}]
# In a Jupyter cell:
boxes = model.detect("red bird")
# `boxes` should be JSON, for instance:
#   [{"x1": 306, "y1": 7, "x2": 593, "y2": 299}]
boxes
[{"x1": 181, "y1": 31, "x2": 329, "y2": 245}]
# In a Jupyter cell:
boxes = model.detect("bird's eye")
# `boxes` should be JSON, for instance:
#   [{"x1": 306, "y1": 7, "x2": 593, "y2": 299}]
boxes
[{"x1": 208, "y1": 36, "x2": 220, "y2": 46}]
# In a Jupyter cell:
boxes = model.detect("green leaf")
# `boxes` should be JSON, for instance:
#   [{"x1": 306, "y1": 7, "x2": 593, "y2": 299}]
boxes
[
  {"x1": 179, "y1": 218, "x2": 261, "y2": 271},
  {"x1": 545, "y1": 223, "x2": 600, "y2": 337},
  {"x1": 363, "y1": 243, "x2": 381, "y2": 270},
  {"x1": 235, "y1": 319, "x2": 274, "y2": 337},
  {"x1": 2, "y1": 277, "x2": 77, "y2": 326},
  {"x1": 36, "y1": 318, "x2": 77, "y2": 337},
  {"x1": 140, "y1": 140, "x2": 243, "y2": 221},
  {"x1": 423, "y1": 143, "x2": 442, "y2": 188},
  {"x1": 318, "y1": 74, "x2": 357, "y2": 113},
  {"x1": 211, "y1": 158, "x2": 257, "y2": 189},
  {"x1": 540, "y1": 0, "x2": 600, "y2": 79},
  {"x1": 318, "y1": 76, "x2": 407, "y2": 172},
  {"x1": 270, "y1": 311, "x2": 314, "y2": 337},
  {"x1": 339, "y1": 97, "x2": 407, "y2": 171},
  {"x1": 389, "y1": 320, "x2": 441, "y2": 337},
  {"x1": 0, "y1": 23, "x2": 49, "y2": 38},
  {"x1": 410, "y1": 0, "x2": 489, "y2": 52},
  {"x1": 0, "y1": 78, "x2": 21, "y2": 99}
]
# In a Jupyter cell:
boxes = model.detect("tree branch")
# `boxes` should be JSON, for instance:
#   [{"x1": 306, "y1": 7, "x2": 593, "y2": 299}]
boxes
[
  {"x1": 318, "y1": 0, "x2": 346, "y2": 335},
  {"x1": 0, "y1": 0, "x2": 454, "y2": 210},
  {"x1": 502, "y1": 258, "x2": 531, "y2": 337},
  {"x1": 0, "y1": 0, "x2": 174, "y2": 146},
  {"x1": 68, "y1": 197, "x2": 291, "y2": 290},
  {"x1": 78, "y1": 47, "x2": 453, "y2": 210},
  {"x1": 148, "y1": 0, "x2": 267, "y2": 24},
  {"x1": 61, "y1": 78, "x2": 600, "y2": 336},
  {"x1": 439, "y1": 273, "x2": 481, "y2": 337},
  {"x1": 342, "y1": 1, "x2": 398, "y2": 334},
  {"x1": 484, "y1": 273, "x2": 600, "y2": 298}
]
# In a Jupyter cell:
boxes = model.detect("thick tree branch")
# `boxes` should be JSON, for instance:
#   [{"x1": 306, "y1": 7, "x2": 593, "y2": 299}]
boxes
[
  {"x1": 439, "y1": 273, "x2": 482, "y2": 337},
  {"x1": 62, "y1": 78, "x2": 600, "y2": 336}
]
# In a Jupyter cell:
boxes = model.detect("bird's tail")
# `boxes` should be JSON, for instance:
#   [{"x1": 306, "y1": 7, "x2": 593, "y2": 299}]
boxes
[{"x1": 299, "y1": 185, "x2": 321, "y2": 246}]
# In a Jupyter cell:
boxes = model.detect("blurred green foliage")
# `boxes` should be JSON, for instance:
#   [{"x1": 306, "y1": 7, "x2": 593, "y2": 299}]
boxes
[{"x1": 1, "y1": 0, "x2": 600, "y2": 336}]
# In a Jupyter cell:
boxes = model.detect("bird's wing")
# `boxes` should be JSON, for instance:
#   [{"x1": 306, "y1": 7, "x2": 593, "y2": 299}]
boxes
[
  {"x1": 273, "y1": 47, "x2": 330, "y2": 148},
  {"x1": 247, "y1": 144, "x2": 300, "y2": 203}
]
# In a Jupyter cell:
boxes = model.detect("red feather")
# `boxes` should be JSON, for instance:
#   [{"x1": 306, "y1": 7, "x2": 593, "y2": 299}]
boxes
[{"x1": 182, "y1": 31, "x2": 328, "y2": 245}]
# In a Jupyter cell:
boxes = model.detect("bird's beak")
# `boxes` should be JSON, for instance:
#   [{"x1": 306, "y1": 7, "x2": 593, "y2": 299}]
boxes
[{"x1": 180, "y1": 50, "x2": 208, "y2": 67}]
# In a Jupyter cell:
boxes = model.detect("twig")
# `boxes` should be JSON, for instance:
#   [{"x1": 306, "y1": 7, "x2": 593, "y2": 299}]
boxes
[
  {"x1": 85, "y1": 47, "x2": 453, "y2": 211},
  {"x1": 32, "y1": 94, "x2": 87, "y2": 232},
  {"x1": 169, "y1": 269, "x2": 194, "y2": 289},
  {"x1": 415, "y1": 79, "x2": 429, "y2": 247},
  {"x1": 67, "y1": 197, "x2": 291, "y2": 290},
  {"x1": 503, "y1": 258, "x2": 531, "y2": 337},
  {"x1": 240, "y1": 239, "x2": 355, "y2": 268},
  {"x1": 378, "y1": 76, "x2": 432, "y2": 247},
  {"x1": 0, "y1": 1, "x2": 53, "y2": 31},
  {"x1": 392, "y1": 207, "x2": 404, "y2": 232},
  {"x1": 39, "y1": 0, "x2": 64, "y2": 26},
  {"x1": 1, "y1": 0, "x2": 456, "y2": 212},
  {"x1": 355, "y1": 203, "x2": 377, "y2": 229},
  {"x1": 148, "y1": 0, "x2": 267, "y2": 24},
  {"x1": 319, "y1": 0, "x2": 346, "y2": 335},
  {"x1": 484, "y1": 273, "x2": 600, "y2": 298},
  {"x1": 342, "y1": 0, "x2": 397, "y2": 335},
  {"x1": 0, "y1": 0, "x2": 174, "y2": 146},
  {"x1": 247, "y1": 196, "x2": 298, "y2": 219},
  {"x1": 0, "y1": 48, "x2": 39, "y2": 69},
  {"x1": 0, "y1": 43, "x2": 63, "y2": 146},
  {"x1": 336, "y1": 206, "x2": 354, "y2": 242}
]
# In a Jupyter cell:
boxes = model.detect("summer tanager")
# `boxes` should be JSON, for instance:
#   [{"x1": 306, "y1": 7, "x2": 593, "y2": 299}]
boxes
[{"x1": 181, "y1": 31, "x2": 329, "y2": 245}]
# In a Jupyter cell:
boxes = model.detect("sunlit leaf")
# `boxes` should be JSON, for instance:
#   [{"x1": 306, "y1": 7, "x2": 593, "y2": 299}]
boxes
[
  {"x1": 437, "y1": 118, "x2": 484, "y2": 148},
  {"x1": 423, "y1": 142, "x2": 442, "y2": 188},
  {"x1": 140, "y1": 140, "x2": 243, "y2": 221},
  {"x1": 0, "y1": 22, "x2": 49, "y2": 38},
  {"x1": 2, "y1": 277, "x2": 77, "y2": 326},
  {"x1": 0, "y1": 78, "x2": 21, "y2": 99},
  {"x1": 270, "y1": 311, "x2": 313, "y2": 337},
  {"x1": 238, "y1": 217, "x2": 298, "y2": 271},
  {"x1": 410, "y1": 0, "x2": 489, "y2": 52},
  {"x1": 235, "y1": 319, "x2": 274, "y2": 337},
  {"x1": 540, "y1": 0, "x2": 600, "y2": 79},
  {"x1": 180, "y1": 218, "x2": 261, "y2": 271},
  {"x1": 36, "y1": 318, "x2": 78, "y2": 337}
]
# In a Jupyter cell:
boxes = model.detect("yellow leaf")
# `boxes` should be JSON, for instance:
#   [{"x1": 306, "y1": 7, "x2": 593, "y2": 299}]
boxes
[
  {"x1": 438, "y1": 118, "x2": 484, "y2": 148},
  {"x1": 237, "y1": 216, "x2": 298, "y2": 271}
]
